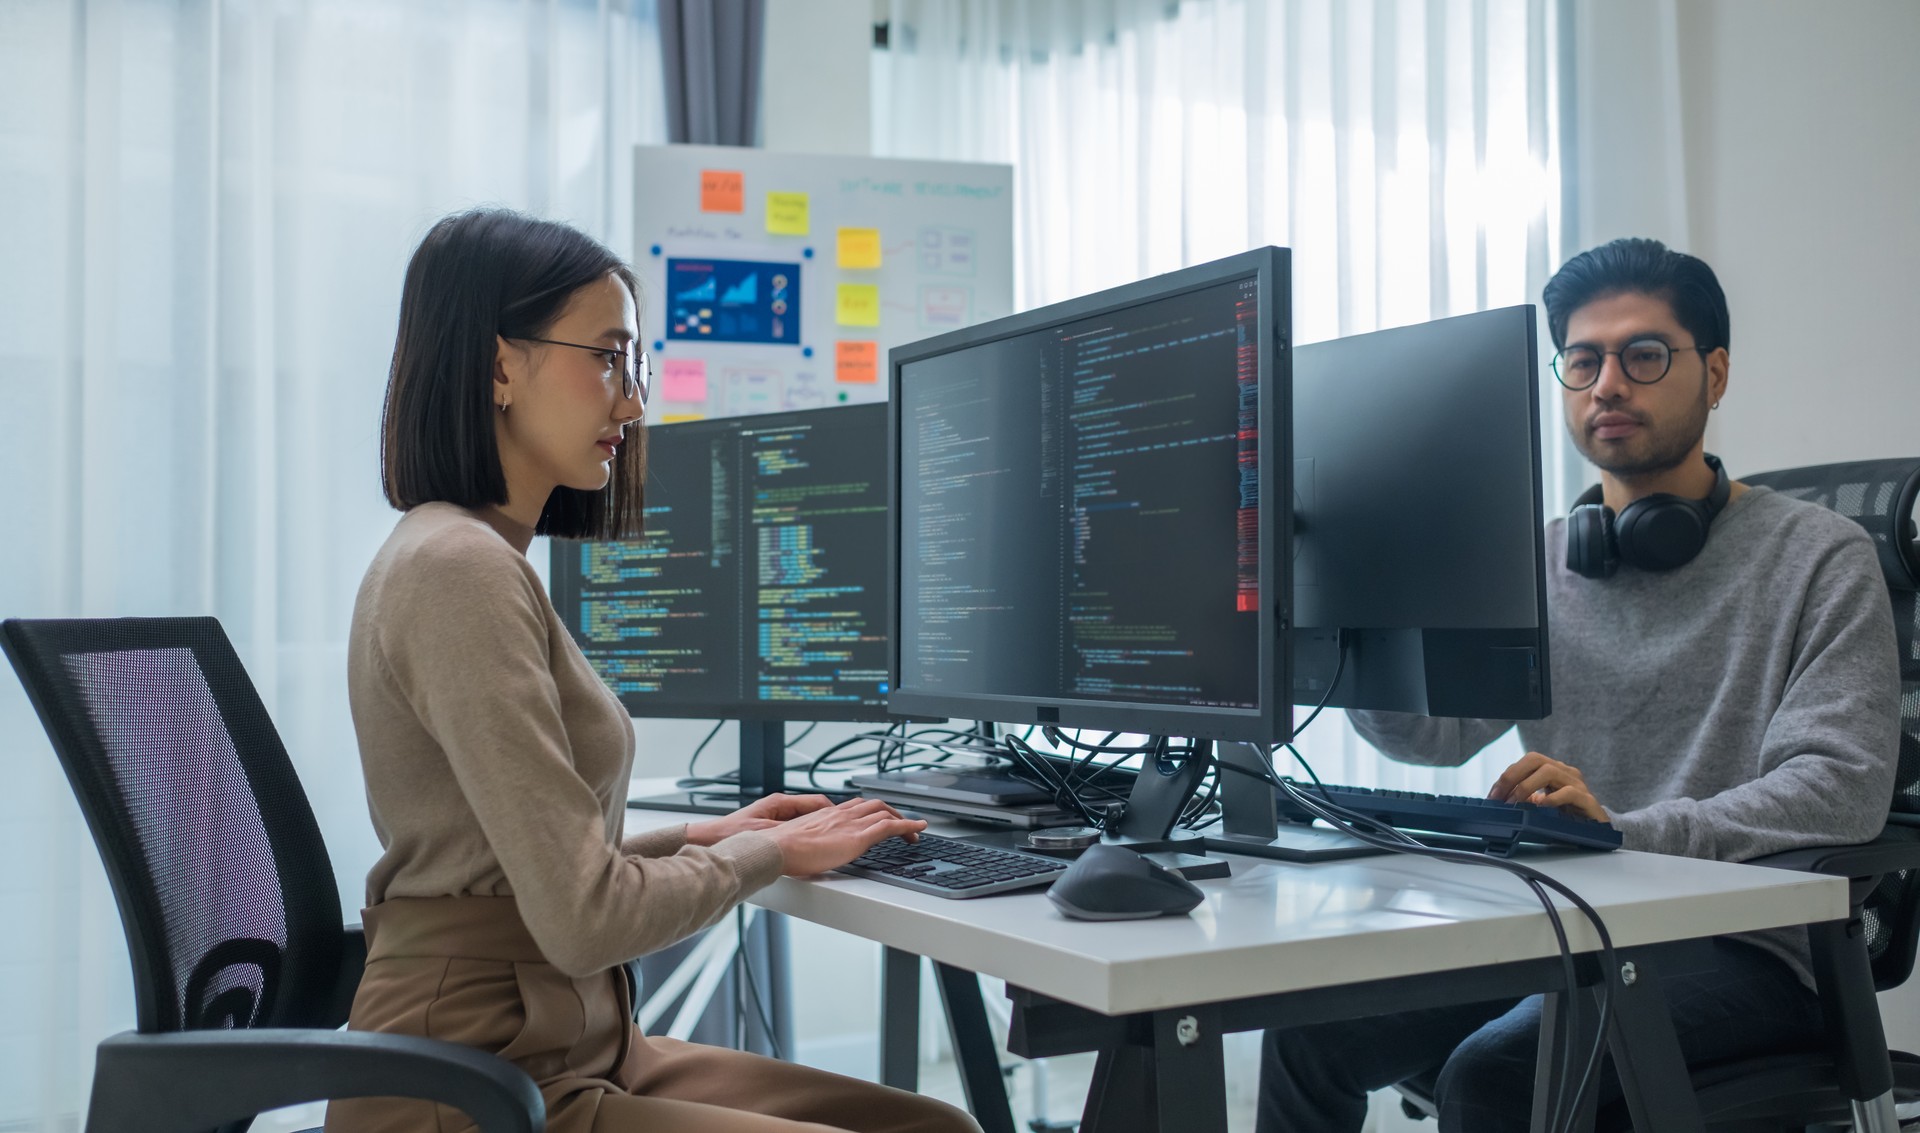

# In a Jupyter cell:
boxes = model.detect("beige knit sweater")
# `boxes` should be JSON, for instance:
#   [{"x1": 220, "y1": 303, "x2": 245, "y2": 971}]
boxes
[{"x1": 348, "y1": 502, "x2": 785, "y2": 977}]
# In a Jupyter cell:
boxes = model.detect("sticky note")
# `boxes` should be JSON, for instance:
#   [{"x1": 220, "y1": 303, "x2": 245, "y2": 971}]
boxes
[
  {"x1": 837, "y1": 227, "x2": 882, "y2": 269},
  {"x1": 700, "y1": 170, "x2": 743, "y2": 213},
  {"x1": 659, "y1": 412, "x2": 706, "y2": 423},
  {"x1": 836, "y1": 283, "x2": 881, "y2": 327},
  {"x1": 836, "y1": 340, "x2": 879, "y2": 384},
  {"x1": 765, "y1": 191, "x2": 810, "y2": 235},
  {"x1": 660, "y1": 358, "x2": 708, "y2": 402}
]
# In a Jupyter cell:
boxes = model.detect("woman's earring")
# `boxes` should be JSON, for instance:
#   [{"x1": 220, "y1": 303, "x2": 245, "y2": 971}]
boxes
[
  {"x1": 498, "y1": 401, "x2": 509, "y2": 413},
  {"x1": 1711, "y1": 401, "x2": 1720, "y2": 410}
]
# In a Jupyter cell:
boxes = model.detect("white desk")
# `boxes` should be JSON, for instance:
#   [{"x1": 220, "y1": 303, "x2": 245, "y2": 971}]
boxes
[{"x1": 624, "y1": 805, "x2": 1846, "y2": 1132}]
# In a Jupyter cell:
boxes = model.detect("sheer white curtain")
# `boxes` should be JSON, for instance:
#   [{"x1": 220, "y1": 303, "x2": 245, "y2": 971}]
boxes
[
  {"x1": 0, "y1": 1, "x2": 665, "y2": 1125},
  {"x1": 875, "y1": 0, "x2": 1578, "y2": 789}
]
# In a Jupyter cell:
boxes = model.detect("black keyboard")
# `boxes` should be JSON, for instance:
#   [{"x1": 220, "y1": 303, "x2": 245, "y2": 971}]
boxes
[
  {"x1": 835, "y1": 834, "x2": 1069, "y2": 898},
  {"x1": 1274, "y1": 783, "x2": 1623, "y2": 853}
]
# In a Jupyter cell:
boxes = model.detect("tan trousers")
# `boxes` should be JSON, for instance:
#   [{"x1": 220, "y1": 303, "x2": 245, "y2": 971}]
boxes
[{"x1": 324, "y1": 896, "x2": 980, "y2": 1133}]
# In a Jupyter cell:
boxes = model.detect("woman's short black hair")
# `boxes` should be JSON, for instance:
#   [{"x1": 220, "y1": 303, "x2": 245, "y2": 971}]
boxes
[
  {"x1": 383, "y1": 208, "x2": 646, "y2": 540},
  {"x1": 1541, "y1": 237, "x2": 1730, "y2": 355}
]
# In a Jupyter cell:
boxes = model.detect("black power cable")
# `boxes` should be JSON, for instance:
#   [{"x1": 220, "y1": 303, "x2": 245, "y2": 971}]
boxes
[{"x1": 1254, "y1": 632, "x2": 1612, "y2": 1133}]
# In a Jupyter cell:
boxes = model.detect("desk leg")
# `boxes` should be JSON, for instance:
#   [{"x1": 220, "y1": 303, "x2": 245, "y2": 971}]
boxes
[
  {"x1": 1148, "y1": 1007, "x2": 1227, "y2": 1133},
  {"x1": 1079, "y1": 1007, "x2": 1227, "y2": 1133},
  {"x1": 881, "y1": 947, "x2": 921, "y2": 1092},
  {"x1": 933, "y1": 962, "x2": 1017, "y2": 1133},
  {"x1": 1080, "y1": 1045, "x2": 1152, "y2": 1133},
  {"x1": 1604, "y1": 953, "x2": 1705, "y2": 1133}
]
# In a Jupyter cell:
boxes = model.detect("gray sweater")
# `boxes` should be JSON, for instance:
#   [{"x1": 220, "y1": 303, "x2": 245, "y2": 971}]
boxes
[{"x1": 1349, "y1": 485, "x2": 1901, "y2": 986}]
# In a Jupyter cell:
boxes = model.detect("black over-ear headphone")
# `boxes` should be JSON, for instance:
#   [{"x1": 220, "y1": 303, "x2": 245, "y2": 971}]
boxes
[{"x1": 1566, "y1": 453, "x2": 1731, "y2": 579}]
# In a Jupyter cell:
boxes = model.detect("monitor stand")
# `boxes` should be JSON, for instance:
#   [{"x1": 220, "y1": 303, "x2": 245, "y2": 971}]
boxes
[
  {"x1": 628, "y1": 720, "x2": 800, "y2": 816},
  {"x1": 1086, "y1": 740, "x2": 1227, "y2": 879},
  {"x1": 1100, "y1": 739, "x2": 1213, "y2": 853},
  {"x1": 1200, "y1": 741, "x2": 1384, "y2": 862}
]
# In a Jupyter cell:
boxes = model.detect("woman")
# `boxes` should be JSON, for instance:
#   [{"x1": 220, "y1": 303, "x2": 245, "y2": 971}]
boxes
[{"x1": 327, "y1": 209, "x2": 977, "y2": 1133}]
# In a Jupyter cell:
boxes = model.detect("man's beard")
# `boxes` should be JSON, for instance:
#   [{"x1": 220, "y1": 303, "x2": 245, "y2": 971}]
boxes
[{"x1": 1569, "y1": 376, "x2": 1711, "y2": 478}]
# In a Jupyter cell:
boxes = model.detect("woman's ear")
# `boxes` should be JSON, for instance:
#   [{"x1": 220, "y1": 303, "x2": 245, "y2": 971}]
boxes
[{"x1": 494, "y1": 335, "x2": 521, "y2": 410}]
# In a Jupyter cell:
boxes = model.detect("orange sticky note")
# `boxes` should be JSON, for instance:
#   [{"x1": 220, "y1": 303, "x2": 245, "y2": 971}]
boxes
[
  {"x1": 836, "y1": 341, "x2": 879, "y2": 384},
  {"x1": 701, "y1": 170, "x2": 744, "y2": 213}
]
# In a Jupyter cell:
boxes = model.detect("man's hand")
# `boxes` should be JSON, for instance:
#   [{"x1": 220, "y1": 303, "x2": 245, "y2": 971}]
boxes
[
  {"x1": 1488, "y1": 752, "x2": 1610, "y2": 822},
  {"x1": 762, "y1": 797, "x2": 928, "y2": 876},
  {"x1": 685, "y1": 792, "x2": 836, "y2": 847}
]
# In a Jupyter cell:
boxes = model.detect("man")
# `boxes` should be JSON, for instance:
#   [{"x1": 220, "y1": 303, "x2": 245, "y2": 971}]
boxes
[{"x1": 1257, "y1": 238, "x2": 1902, "y2": 1133}]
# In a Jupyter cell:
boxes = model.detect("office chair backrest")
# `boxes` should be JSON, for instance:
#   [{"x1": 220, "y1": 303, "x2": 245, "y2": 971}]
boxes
[
  {"x1": 1, "y1": 618, "x2": 346, "y2": 1035},
  {"x1": 1742, "y1": 458, "x2": 1920, "y2": 989}
]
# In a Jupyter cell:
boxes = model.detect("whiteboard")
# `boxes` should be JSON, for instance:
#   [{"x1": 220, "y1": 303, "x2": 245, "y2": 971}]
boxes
[{"x1": 631, "y1": 144, "x2": 1014, "y2": 420}]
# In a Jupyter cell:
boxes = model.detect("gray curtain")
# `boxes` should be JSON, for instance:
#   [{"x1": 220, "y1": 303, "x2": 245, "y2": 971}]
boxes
[{"x1": 659, "y1": 0, "x2": 766, "y2": 145}]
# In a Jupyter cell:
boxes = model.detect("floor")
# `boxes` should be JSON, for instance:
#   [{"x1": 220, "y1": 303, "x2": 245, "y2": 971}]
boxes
[
  {"x1": 909, "y1": 1038, "x2": 1430, "y2": 1133},
  {"x1": 250, "y1": 1042, "x2": 1428, "y2": 1133}
]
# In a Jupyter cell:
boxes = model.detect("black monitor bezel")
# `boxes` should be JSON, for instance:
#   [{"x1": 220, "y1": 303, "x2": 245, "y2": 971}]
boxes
[
  {"x1": 886, "y1": 248, "x2": 1293, "y2": 743},
  {"x1": 550, "y1": 402, "x2": 903, "y2": 723}
]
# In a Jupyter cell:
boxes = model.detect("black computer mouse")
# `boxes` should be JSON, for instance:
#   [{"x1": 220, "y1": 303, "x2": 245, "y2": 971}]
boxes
[{"x1": 1046, "y1": 843, "x2": 1205, "y2": 920}]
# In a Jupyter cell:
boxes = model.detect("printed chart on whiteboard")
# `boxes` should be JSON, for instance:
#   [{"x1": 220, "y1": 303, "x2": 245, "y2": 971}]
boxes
[{"x1": 632, "y1": 145, "x2": 1015, "y2": 422}]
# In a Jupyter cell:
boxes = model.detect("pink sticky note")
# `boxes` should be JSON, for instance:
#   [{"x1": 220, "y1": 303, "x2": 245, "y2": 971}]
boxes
[{"x1": 661, "y1": 358, "x2": 708, "y2": 402}]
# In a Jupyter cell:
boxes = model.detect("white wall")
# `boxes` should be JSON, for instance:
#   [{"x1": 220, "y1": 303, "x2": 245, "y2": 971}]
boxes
[
  {"x1": 1575, "y1": 0, "x2": 1920, "y2": 476},
  {"x1": 1679, "y1": 0, "x2": 1920, "y2": 475}
]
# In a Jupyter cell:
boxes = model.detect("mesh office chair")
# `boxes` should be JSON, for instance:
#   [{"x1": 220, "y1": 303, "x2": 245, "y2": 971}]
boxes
[
  {"x1": 1395, "y1": 457, "x2": 1920, "y2": 1132},
  {"x1": 1, "y1": 617, "x2": 545, "y2": 1133}
]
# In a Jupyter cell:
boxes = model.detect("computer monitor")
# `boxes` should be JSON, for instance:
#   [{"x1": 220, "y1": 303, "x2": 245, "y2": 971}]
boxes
[
  {"x1": 1288, "y1": 304, "x2": 1552, "y2": 720},
  {"x1": 887, "y1": 247, "x2": 1292, "y2": 746},
  {"x1": 550, "y1": 403, "x2": 898, "y2": 809}
]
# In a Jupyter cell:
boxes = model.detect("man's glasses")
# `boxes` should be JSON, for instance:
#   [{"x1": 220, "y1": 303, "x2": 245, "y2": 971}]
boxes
[
  {"x1": 1552, "y1": 338, "x2": 1712, "y2": 391},
  {"x1": 511, "y1": 336, "x2": 651, "y2": 404}
]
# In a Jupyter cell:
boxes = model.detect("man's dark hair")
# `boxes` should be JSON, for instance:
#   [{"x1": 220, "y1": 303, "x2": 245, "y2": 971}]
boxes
[
  {"x1": 383, "y1": 208, "x2": 646, "y2": 540},
  {"x1": 1541, "y1": 237, "x2": 1730, "y2": 355}
]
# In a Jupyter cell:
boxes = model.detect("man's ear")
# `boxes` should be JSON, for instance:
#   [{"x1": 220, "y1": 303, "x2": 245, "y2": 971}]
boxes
[{"x1": 1705, "y1": 345, "x2": 1730, "y2": 407}]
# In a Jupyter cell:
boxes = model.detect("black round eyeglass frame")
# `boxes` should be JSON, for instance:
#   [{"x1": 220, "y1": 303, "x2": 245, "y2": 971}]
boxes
[
  {"x1": 509, "y1": 336, "x2": 651, "y2": 403},
  {"x1": 1552, "y1": 339, "x2": 1714, "y2": 391}
]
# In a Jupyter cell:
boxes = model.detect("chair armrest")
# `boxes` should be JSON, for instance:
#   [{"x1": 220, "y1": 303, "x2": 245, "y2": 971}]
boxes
[
  {"x1": 84, "y1": 1029, "x2": 544, "y2": 1133},
  {"x1": 1748, "y1": 836, "x2": 1920, "y2": 882}
]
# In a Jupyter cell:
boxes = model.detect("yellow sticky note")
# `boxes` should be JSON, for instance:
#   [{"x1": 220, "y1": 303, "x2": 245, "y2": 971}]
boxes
[
  {"x1": 837, "y1": 227, "x2": 882, "y2": 269},
  {"x1": 836, "y1": 341, "x2": 879, "y2": 384},
  {"x1": 836, "y1": 283, "x2": 881, "y2": 327},
  {"x1": 659, "y1": 412, "x2": 706, "y2": 423},
  {"x1": 765, "y1": 191, "x2": 810, "y2": 236}
]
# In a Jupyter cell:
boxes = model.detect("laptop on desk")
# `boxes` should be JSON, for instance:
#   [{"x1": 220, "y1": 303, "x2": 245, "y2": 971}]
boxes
[{"x1": 845, "y1": 767, "x2": 1083, "y2": 829}]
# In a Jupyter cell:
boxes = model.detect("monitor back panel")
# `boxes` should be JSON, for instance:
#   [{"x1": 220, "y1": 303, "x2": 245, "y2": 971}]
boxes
[{"x1": 1289, "y1": 305, "x2": 1551, "y2": 719}]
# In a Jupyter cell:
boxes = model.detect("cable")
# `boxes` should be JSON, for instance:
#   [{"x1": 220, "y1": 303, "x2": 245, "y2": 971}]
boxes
[
  {"x1": 1214, "y1": 753, "x2": 1615, "y2": 1133},
  {"x1": 1288, "y1": 629, "x2": 1349, "y2": 741},
  {"x1": 1270, "y1": 633, "x2": 1605, "y2": 1129},
  {"x1": 683, "y1": 720, "x2": 727, "y2": 781}
]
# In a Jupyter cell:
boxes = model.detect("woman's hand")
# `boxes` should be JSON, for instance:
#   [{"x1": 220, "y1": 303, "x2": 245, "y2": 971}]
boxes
[
  {"x1": 761, "y1": 797, "x2": 928, "y2": 877},
  {"x1": 1487, "y1": 751, "x2": 1610, "y2": 822},
  {"x1": 684, "y1": 792, "x2": 837, "y2": 847}
]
